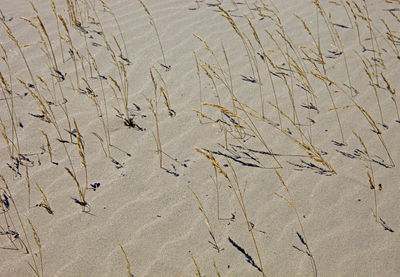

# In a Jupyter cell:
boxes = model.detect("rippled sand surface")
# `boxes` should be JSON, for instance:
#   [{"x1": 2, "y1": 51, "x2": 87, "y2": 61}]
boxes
[{"x1": 1, "y1": 0, "x2": 400, "y2": 276}]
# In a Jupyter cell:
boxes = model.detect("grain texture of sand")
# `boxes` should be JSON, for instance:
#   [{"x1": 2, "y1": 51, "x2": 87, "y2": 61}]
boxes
[{"x1": 1, "y1": 0, "x2": 400, "y2": 276}]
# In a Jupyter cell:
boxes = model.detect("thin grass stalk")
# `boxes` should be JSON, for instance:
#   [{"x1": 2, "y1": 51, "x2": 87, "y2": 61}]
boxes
[
  {"x1": 0, "y1": 47, "x2": 20, "y2": 159},
  {"x1": 118, "y1": 242, "x2": 133, "y2": 277},
  {"x1": 313, "y1": 72, "x2": 395, "y2": 167},
  {"x1": 195, "y1": 148, "x2": 265, "y2": 276},
  {"x1": 51, "y1": 0, "x2": 65, "y2": 63},
  {"x1": 202, "y1": 102, "x2": 282, "y2": 168},
  {"x1": 4, "y1": 24, "x2": 77, "y2": 177},
  {"x1": 73, "y1": 118, "x2": 88, "y2": 210},
  {"x1": 193, "y1": 51, "x2": 203, "y2": 123},
  {"x1": 274, "y1": 169, "x2": 317, "y2": 277},
  {"x1": 99, "y1": 0, "x2": 130, "y2": 62},
  {"x1": 25, "y1": 165, "x2": 31, "y2": 208},
  {"x1": 147, "y1": 68, "x2": 162, "y2": 168},
  {"x1": 302, "y1": 49, "x2": 345, "y2": 143},
  {"x1": 26, "y1": 218, "x2": 43, "y2": 277},
  {"x1": 219, "y1": 6, "x2": 256, "y2": 80},
  {"x1": 189, "y1": 251, "x2": 202, "y2": 277},
  {"x1": 137, "y1": 0, "x2": 168, "y2": 67},
  {"x1": 0, "y1": 175, "x2": 38, "y2": 272},
  {"x1": 353, "y1": 131, "x2": 378, "y2": 222},
  {"x1": 40, "y1": 129, "x2": 53, "y2": 164},
  {"x1": 188, "y1": 186, "x2": 221, "y2": 252},
  {"x1": 58, "y1": 14, "x2": 80, "y2": 90},
  {"x1": 381, "y1": 72, "x2": 400, "y2": 122}
]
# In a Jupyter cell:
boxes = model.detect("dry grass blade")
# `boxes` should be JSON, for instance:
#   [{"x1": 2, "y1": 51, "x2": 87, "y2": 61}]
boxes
[
  {"x1": 196, "y1": 148, "x2": 265, "y2": 276},
  {"x1": 195, "y1": 148, "x2": 229, "y2": 180},
  {"x1": 0, "y1": 175, "x2": 36, "y2": 270},
  {"x1": 137, "y1": 0, "x2": 169, "y2": 68},
  {"x1": 146, "y1": 68, "x2": 163, "y2": 168},
  {"x1": 381, "y1": 72, "x2": 400, "y2": 122},
  {"x1": 91, "y1": 131, "x2": 107, "y2": 157},
  {"x1": 353, "y1": 131, "x2": 379, "y2": 222},
  {"x1": 201, "y1": 101, "x2": 282, "y2": 168},
  {"x1": 189, "y1": 251, "x2": 202, "y2": 277},
  {"x1": 35, "y1": 183, "x2": 54, "y2": 215},
  {"x1": 71, "y1": 118, "x2": 88, "y2": 211},
  {"x1": 40, "y1": 129, "x2": 53, "y2": 164},
  {"x1": 26, "y1": 218, "x2": 43, "y2": 277},
  {"x1": 25, "y1": 165, "x2": 31, "y2": 208},
  {"x1": 267, "y1": 101, "x2": 336, "y2": 174},
  {"x1": 65, "y1": 166, "x2": 87, "y2": 212},
  {"x1": 0, "y1": 119, "x2": 12, "y2": 158},
  {"x1": 153, "y1": 67, "x2": 175, "y2": 116},
  {"x1": 193, "y1": 51, "x2": 203, "y2": 123},
  {"x1": 188, "y1": 185, "x2": 221, "y2": 252},
  {"x1": 274, "y1": 169, "x2": 317, "y2": 277},
  {"x1": 213, "y1": 260, "x2": 221, "y2": 277},
  {"x1": 118, "y1": 242, "x2": 134, "y2": 277}
]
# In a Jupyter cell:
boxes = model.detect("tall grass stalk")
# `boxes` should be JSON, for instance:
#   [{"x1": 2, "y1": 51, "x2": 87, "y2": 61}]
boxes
[
  {"x1": 274, "y1": 169, "x2": 317, "y2": 277},
  {"x1": 196, "y1": 149, "x2": 266, "y2": 276},
  {"x1": 138, "y1": 0, "x2": 169, "y2": 68}
]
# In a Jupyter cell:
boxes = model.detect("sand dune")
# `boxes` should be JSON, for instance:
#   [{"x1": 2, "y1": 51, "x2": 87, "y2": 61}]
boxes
[{"x1": 1, "y1": 0, "x2": 400, "y2": 276}]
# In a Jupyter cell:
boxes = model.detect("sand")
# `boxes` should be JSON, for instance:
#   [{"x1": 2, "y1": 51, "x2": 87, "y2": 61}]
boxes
[{"x1": 1, "y1": 0, "x2": 400, "y2": 276}]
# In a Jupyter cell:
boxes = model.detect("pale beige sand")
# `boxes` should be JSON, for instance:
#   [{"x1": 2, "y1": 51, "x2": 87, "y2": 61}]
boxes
[{"x1": 1, "y1": 0, "x2": 400, "y2": 276}]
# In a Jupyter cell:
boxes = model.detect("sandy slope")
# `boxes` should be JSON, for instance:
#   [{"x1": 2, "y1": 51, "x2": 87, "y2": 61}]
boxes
[{"x1": 1, "y1": 0, "x2": 400, "y2": 276}]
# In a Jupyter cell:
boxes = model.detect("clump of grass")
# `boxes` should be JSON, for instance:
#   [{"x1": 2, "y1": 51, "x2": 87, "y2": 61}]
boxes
[
  {"x1": 86, "y1": 2, "x2": 132, "y2": 128},
  {"x1": 316, "y1": 74, "x2": 394, "y2": 167},
  {"x1": 296, "y1": 15, "x2": 345, "y2": 144},
  {"x1": 196, "y1": 148, "x2": 265, "y2": 276},
  {"x1": 199, "y1": 101, "x2": 282, "y2": 168}
]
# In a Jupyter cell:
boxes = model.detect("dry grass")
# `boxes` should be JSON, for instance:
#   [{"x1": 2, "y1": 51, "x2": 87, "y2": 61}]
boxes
[
  {"x1": 34, "y1": 182, "x2": 54, "y2": 215},
  {"x1": 0, "y1": 0, "x2": 399, "y2": 276},
  {"x1": 118, "y1": 242, "x2": 134, "y2": 277},
  {"x1": 274, "y1": 169, "x2": 317, "y2": 277},
  {"x1": 188, "y1": 185, "x2": 221, "y2": 252},
  {"x1": 146, "y1": 67, "x2": 163, "y2": 168},
  {"x1": 138, "y1": 0, "x2": 169, "y2": 69},
  {"x1": 195, "y1": 148, "x2": 266, "y2": 276}
]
